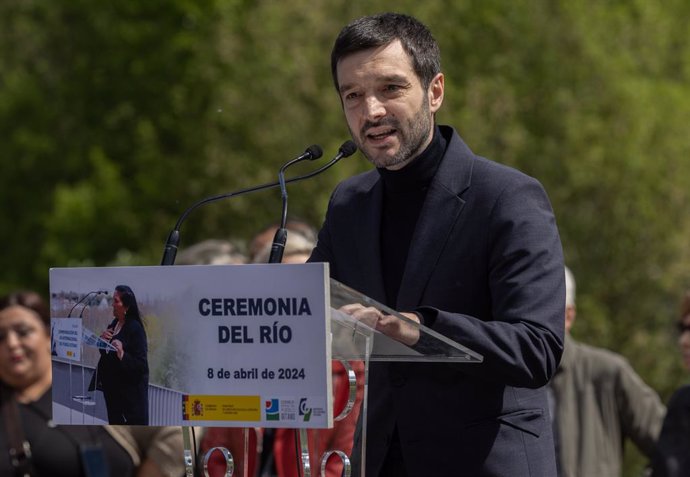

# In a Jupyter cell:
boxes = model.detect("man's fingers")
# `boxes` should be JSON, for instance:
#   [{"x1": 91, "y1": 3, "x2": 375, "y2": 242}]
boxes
[{"x1": 339, "y1": 303, "x2": 383, "y2": 327}]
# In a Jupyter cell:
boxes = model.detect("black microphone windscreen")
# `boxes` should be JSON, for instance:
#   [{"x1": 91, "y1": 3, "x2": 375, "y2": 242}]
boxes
[
  {"x1": 339, "y1": 140, "x2": 358, "y2": 157},
  {"x1": 306, "y1": 144, "x2": 323, "y2": 160}
]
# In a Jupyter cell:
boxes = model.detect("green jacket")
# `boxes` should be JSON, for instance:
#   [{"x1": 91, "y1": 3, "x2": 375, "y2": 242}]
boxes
[{"x1": 550, "y1": 334, "x2": 666, "y2": 477}]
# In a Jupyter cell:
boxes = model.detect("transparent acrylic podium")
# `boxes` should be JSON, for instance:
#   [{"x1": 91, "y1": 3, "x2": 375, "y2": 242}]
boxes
[
  {"x1": 329, "y1": 279, "x2": 483, "y2": 363},
  {"x1": 322, "y1": 279, "x2": 483, "y2": 477},
  {"x1": 197, "y1": 278, "x2": 482, "y2": 477}
]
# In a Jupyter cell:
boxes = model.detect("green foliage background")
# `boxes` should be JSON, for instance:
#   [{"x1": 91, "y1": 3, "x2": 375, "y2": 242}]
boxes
[{"x1": 2, "y1": 1, "x2": 689, "y2": 474}]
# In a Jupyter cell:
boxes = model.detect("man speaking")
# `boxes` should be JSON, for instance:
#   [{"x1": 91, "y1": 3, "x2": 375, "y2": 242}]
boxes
[{"x1": 309, "y1": 12, "x2": 565, "y2": 477}]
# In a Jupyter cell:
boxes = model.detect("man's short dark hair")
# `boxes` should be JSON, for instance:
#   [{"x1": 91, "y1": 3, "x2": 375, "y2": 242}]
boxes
[{"x1": 331, "y1": 12, "x2": 441, "y2": 92}]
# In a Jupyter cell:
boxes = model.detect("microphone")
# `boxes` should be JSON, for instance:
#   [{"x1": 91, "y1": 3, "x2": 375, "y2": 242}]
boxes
[
  {"x1": 267, "y1": 145, "x2": 324, "y2": 264},
  {"x1": 160, "y1": 141, "x2": 357, "y2": 265},
  {"x1": 67, "y1": 290, "x2": 109, "y2": 318},
  {"x1": 335, "y1": 140, "x2": 358, "y2": 158},
  {"x1": 292, "y1": 144, "x2": 323, "y2": 163},
  {"x1": 160, "y1": 144, "x2": 321, "y2": 266},
  {"x1": 267, "y1": 141, "x2": 357, "y2": 263}
]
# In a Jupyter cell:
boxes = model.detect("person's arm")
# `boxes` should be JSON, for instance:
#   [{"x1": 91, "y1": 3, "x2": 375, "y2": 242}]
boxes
[
  {"x1": 114, "y1": 321, "x2": 148, "y2": 376},
  {"x1": 135, "y1": 458, "x2": 166, "y2": 477},
  {"x1": 107, "y1": 425, "x2": 185, "y2": 477},
  {"x1": 413, "y1": 177, "x2": 565, "y2": 388},
  {"x1": 315, "y1": 175, "x2": 565, "y2": 388},
  {"x1": 616, "y1": 357, "x2": 666, "y2": 457},
  {"x1": 132, "y1": 426, "x2": 185, "y2": 477},
  {"x1": 98, "y1": 319, "x2": 117, "y2": 356}
]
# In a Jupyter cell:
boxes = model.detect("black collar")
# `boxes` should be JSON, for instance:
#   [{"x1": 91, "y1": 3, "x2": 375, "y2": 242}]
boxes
[{"x1": 377, "y1": 126, "x2": 446, "y2": 193}]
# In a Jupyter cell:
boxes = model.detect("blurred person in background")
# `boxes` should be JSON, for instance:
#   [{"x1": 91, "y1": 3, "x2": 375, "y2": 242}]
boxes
[
  {"x1": 650, "y1": 290, "x2": 690, "y2": 477},
  {"x1": 548, "y1": 267, "x2": 665, "y2": 477},
  {"x1": 175, "y1": 239, "x2": 247, "y2": 265},
  {"x1": 259, "y1": 226, "x2": 365, "y2": 477},
  {"x1": 248, "y1": 219, "x2": 318, "y2": 264},
  {"x1": 0, "y1": 290, "x2": 186, "y2": 477},
  {"x1": 251, "y1": 225, "x2": 316, "y2": 265}
]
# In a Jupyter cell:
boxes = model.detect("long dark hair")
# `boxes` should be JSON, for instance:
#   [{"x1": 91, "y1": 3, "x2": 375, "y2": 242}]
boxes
[{"x1": 115, "y1": 285, "x2": 143, "y2": 325}]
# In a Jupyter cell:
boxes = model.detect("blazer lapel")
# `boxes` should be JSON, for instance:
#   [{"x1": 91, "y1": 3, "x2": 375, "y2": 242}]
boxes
[
  {"x1": 353, "y1": 177, "x2": 387, "y2": 304},
  {"x1": 396, "y1": 131, "x2": 473, "y2": 310}
]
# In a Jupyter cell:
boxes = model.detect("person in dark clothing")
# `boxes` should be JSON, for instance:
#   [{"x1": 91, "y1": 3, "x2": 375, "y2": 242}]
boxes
[
  {"x1": 93, "y1": 285, "x2": 149, "y2": 425},
  {"x1": 309, "y1": 12, "x2": 565, "y2": 477},
  {"x1": 0, "y1": 290, "x2": 136, "y2": 477},
  {"x1": 650, "y1": 290, "x2": 690, "y2": 477}
]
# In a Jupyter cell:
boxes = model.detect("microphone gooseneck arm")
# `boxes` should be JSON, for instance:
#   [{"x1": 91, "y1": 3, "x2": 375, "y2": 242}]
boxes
[
  {"x1": 279, "y1": 157, "x2": 301, "y2": 229},
  {"x1": 67, "y1": 290, "x2": 109, "y2": 318},
  {"x1": 267, "y1": 156, "x2": 308, "y2": 264},
  {"x1": 161, "y1": 143, "x2": 351, "y2": 266},
  {"x1": 279, "y1": 145, "x2": 323, "y2": 230},
  {"x1": 268, "y1": 141, "x2": 357, "y2": 264}
]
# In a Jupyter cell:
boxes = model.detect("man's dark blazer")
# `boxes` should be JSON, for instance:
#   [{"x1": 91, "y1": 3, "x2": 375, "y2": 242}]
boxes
[{"x1": 309, "y1": 125, "x2": 565, "y2": 476}]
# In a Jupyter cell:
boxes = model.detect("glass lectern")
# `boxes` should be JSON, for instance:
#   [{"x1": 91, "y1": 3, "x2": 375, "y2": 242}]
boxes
[{"x1": 197, "y1": 278, "x2": 482, "y2": 477}]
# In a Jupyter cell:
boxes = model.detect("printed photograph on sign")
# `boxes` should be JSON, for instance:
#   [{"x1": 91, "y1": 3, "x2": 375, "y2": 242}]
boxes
[{"x1": 49, "y1": 263, "x2": 332, "y2": 429}]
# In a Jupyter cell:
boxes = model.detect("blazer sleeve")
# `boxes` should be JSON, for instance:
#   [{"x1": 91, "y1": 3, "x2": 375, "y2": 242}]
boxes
[
  {"x1": 417, "y1": 175, "x2": 565, "y2": 388},
  {"x1": 311, "y1": 162, "x2": 565, "y2": 389}
]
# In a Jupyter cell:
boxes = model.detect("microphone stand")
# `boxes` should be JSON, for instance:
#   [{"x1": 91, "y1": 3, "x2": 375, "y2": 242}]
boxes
[
  {"x1": 267, "y1": 141, "x2": 357, "y2": 266},
  {"x1": 67, "y1": 290, "x2": 106, "y2": 318},
  {"x1": 66, "y1": 291, "x2": 107, "y2": 421},
  {"x1": 160, "y1": 147, "x2": 355, "y2": 266},
  {"x1": 267, "y1": 156, "x2": 308, "y2": 264},
  {"x1": 157, "y1": 141, "x2": 356, "y2": 477}
]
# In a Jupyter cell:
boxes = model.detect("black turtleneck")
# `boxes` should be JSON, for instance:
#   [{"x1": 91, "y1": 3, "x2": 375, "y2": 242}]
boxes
[{"x1": 377, "y1": 126, "x2": 447, "y2": 306}]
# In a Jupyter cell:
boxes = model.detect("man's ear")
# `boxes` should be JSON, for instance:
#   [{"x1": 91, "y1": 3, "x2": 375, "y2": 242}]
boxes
[
  {"x1": 565, "y1": 305, "x2": 576, "y2": 333},
  {"x1": 428, "y1": 73, "x2": 444, "y2": 113}
]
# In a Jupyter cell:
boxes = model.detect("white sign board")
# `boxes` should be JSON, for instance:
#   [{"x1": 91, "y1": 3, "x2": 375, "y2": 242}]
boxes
[
  {"x1": 49, "y1": 263, "x2": 332, "y2": 428},
  {"x1": 51, "y1": 317, "x2": 82, "y2": 361}
]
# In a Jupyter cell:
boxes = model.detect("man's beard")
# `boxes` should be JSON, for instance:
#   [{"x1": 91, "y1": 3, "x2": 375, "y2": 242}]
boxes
[{"x1": 353, "y1": 98, "x2": 433, "y2": 169}]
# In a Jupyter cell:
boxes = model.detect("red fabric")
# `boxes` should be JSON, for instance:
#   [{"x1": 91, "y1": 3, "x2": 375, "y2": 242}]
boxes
[
  {"x1": 200, "y1": 427, "x2": 260, "y2": 477},
  {"x1": 274, "y1": 360, "x2": 365, "y2": 477},
  {"x1": 199, "y1": 360, "x2": 365, "y2": 477}
]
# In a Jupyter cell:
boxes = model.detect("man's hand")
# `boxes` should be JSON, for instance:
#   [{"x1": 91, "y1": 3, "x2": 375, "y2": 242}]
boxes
[{"x1": 339, "y1": 303, "x2": 421, "y2": 346}]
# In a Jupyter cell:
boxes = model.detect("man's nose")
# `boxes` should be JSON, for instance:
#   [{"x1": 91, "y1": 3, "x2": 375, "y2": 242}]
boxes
[{"x1": 364, "y1": 95, "x2": 386, "y2": 120}]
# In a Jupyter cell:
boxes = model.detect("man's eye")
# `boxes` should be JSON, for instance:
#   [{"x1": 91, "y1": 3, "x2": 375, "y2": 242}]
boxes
[
  {"x1": 344, "y1": 92, "x2": 360, "y2": 101},
  {"x1": 385, "y1": 85, "x2": 401, "y2": 92}
]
